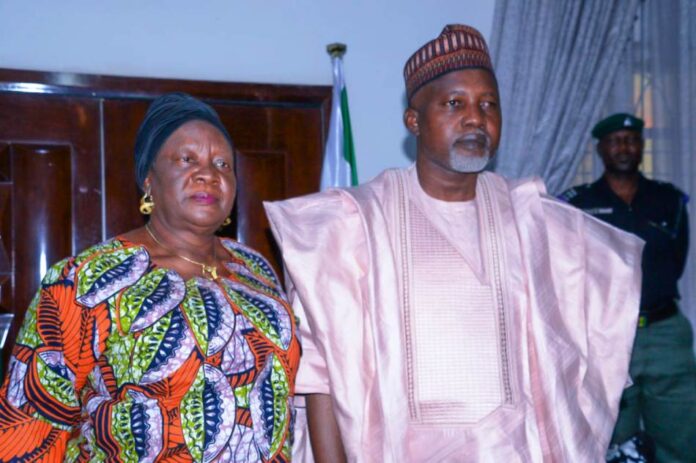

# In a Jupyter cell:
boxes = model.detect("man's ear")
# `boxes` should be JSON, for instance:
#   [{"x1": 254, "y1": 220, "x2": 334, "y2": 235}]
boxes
[
  {"x1": 404, "y1": 107, "x2": 420, "y2": 136},
  {"x1": 595, "y1": 139, "x2": 605, "y2": 156},
  {"x1": 595, "y1": 141, "x2": 610, "y2": 167}
]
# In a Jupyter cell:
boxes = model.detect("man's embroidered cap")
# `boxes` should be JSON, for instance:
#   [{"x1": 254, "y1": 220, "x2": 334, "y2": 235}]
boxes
[
  {"x1": 592, "y1": 113, "x2": 644, "y2": 139},
  {"x1": 404, "y1": 24, "x2": 494, "y2": 101}
]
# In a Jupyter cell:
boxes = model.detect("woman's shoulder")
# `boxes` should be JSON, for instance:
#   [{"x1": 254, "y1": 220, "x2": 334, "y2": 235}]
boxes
[
  {"x1": 67, "y1": 238, "x2": 149, "y2": 273},
  {"x1": 43, "y1": 238, "x2": 127, "y2": 278},
  {"x1": 42, "y1": 238, "x2": 152, "y2": 307},
  {"x1": 75, "y1": 237, "x2": 134, "y2": 260}
]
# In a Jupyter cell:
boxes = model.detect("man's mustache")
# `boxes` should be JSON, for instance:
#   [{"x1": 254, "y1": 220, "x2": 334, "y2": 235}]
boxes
[{"x1": 455, "y1": 130, "x2": 491, "y2": 149}]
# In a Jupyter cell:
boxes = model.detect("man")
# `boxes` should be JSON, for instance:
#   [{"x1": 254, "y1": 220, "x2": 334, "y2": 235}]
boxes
[
  {"x1": 266, "y1": 25, "x2": 643, "y2": 461},
  {"x1": 561, "y1": 114, "x2": 696, "y2": 462}
]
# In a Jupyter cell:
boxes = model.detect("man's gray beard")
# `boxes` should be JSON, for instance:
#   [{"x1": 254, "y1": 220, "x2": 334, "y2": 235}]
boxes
[{"x1": 449, "y1": 151, "x2": 493, "y2": 173}]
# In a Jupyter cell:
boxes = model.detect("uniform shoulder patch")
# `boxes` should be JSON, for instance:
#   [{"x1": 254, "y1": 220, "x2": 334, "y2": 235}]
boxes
[
  {"x1": 672, "y1": 185, "x2": 689, "y2": 204},
  {"x1": 653, "y1": 179, "x2": 689, "y2": 204},
  {"x1": 675, "y1": 187, "x2": 690, "y2": 204},
  {"x1": 558, "y1": 184, "x2": 590, "y2": 202},
  {"x1": 557, "y1": 188, "x2": 577, "y2": 202}
]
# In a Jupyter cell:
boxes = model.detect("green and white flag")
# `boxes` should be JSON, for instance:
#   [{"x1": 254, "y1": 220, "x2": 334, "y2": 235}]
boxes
[{"x1": 321, "y1": 52, "x2": 358, "y2": 189}]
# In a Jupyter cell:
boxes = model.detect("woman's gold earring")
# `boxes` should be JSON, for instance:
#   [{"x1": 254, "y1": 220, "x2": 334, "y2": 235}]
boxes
[
  {"x1": 139, "y1": 187, "x2": 155, "y2": 215},
  {"x1": 222, "y1": 217, "x2": 232, "y2": 227}
]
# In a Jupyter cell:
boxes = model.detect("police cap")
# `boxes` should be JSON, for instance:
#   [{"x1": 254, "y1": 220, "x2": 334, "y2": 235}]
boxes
[{"x1": 591, "y1": 113, "x2": 644, "y2": 139}]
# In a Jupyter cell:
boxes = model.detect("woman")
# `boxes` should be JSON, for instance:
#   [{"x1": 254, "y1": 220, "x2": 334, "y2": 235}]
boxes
[{"x1": 0, "y1": 93, "x2": 300, "y2": 462}]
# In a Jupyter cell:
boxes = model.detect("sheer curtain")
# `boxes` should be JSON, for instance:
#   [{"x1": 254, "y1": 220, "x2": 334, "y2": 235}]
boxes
[
  {"x1": 565, "y1": 0, "x2": 695, "y2": 332},
  {"x1": 489, "y1": 0, "x2": 641, "y2": 193},
  {"x1": 490, "y1": 0, "x2": 696, "y2": 332},
  {"x1": 640, "y1": 0, "x2": 696, "y2": 329}
]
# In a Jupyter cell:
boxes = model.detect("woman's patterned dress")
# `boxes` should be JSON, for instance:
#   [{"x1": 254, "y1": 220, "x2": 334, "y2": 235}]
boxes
[{"x1": 0, "y1": 238, "x2": 300, "y2": 462}]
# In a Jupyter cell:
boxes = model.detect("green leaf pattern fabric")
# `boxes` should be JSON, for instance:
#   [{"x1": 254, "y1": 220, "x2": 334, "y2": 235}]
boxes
[{"x1": 0, "y1": 238, "x2": 299, "y2": 462}]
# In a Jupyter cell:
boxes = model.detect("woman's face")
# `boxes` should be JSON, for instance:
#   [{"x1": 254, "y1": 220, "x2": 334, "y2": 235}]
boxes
[{"x1": 146, "y1": 120, "x2": 236, "y2": 230}]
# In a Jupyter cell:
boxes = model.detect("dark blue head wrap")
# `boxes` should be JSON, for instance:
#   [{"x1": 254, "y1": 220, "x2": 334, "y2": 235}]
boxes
[{"x1": 134, "y1": 92, "x2": 234, "y2": 189}]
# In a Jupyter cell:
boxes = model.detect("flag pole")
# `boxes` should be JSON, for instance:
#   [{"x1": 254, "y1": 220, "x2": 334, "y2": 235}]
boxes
[{"x1": 321, "y1": 42, "x2": 357, "y2": 189}]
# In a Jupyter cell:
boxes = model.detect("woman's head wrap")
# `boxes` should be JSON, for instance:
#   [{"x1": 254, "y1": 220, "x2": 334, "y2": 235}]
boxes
[{"x1": 134, "y1": 92, "x2": 234, "y2": 189}]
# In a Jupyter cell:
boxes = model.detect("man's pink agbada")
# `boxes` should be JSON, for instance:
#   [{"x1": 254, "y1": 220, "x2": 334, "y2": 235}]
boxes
[{"x1": 265, "y1": 23, "x2": 643, "y2": 462}]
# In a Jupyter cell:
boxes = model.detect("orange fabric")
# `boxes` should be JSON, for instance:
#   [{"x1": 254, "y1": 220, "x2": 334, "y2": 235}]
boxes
[{"x1": 0, "y1": 238, "x2": 300, "y2": 461}]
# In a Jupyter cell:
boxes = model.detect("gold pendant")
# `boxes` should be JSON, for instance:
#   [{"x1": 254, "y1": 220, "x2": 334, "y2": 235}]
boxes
[{"x1": 203, "y1": 265, "x2": 218, "y2": 280}]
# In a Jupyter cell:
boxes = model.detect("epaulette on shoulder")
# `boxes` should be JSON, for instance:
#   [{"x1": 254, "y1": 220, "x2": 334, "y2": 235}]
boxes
[
  {"x1": 557, "y1": 184, "x2": 590, "y2": 202},
  {"x1": 653, "y1": 179, "x2": 690, "y2": 204},
  {"x1": 674, "y1": 186, "x2": 691, "y2": 204},
  {"x1": 679, "y1": 190, "x2": 690, "y2": 204},
  {"x1": 557, "y1": 188, "x2": 577, "y2": 202}
]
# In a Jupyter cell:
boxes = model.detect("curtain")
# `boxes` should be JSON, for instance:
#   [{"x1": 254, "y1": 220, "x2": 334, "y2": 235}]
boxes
[
  {"x1": 489, "y1": 0, "x2": 641, "y2": 193},
  {"x1": 490, "y1": 0, "x2": 696, "y2": 335}
]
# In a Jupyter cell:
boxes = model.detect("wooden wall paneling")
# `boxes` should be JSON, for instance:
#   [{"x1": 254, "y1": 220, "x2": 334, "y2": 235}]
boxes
[
  {"x1": 0, "y1": 143, "x2": 11, "y2": 311},
  {"x1": 0, "y1": 143, "x2": 9, "y2": 180},
  {"x1": 0, "y1": 143, "x2": 75, "y2": 371},
  {"x1": 214, "y1": 105, "x2": 324, "y2": 199},
  {"x1": 102, "y1": 98, "x2": 151, "y2": 237},
  {"x1": 0, "y1": 167, "x2": 10, "y2": 376},
  {"x1": 0, "y1": 93, "x2": 102, "y2": 251},
  {"x1": 213, "y1": 104, "x2": 324, "y2": 272},
  {"x1": 0, "y1": 183, "x2": 10, "y2": 299},
  {"x1": 234, "y1": 149, "x2": 287, "y2": 268},
  {"x1": 0, "y1": 93, "x2": 102, "y2": 372},
  {"x1": 0, "y1": 69, "x2": 332, "y2": 109},
  {"x1": 11, "y1": 144, "x2": 73, "y2": 308}
]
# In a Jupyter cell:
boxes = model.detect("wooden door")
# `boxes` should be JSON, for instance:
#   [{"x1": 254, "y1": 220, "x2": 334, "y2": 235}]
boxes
[{"x1": 0, "y1": 69, "x2": 331, "y2": 373}]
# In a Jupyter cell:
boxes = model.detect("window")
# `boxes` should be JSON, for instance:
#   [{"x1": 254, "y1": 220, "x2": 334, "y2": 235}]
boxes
[{"x1": 572, "y1": 7, "x2": 655, "y2": 186}]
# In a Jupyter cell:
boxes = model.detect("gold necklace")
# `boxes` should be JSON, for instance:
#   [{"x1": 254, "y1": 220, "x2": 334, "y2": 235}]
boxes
[{"x1": 145, "y1": 223, "x2": 219, "y2": 280}]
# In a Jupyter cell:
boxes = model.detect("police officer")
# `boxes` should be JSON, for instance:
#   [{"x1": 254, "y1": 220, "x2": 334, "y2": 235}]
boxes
[{"x1": 561, "y1": 113, "x2": 696, "y2": 462}]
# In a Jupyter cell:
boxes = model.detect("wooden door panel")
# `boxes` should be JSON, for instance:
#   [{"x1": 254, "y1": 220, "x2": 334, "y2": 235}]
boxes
[
  {"x1": 102, "y1": 98, "x2": 150, "y2": 237},
  {"x1": 234, "y1": 149, "x2": 288, "y2": 264},
  {"x1": 214, "y1": 105, "x2": 323, "y2": 270},
  {"x1": 0, "y1": 145, "x2": 11, "y2": 308},
  {"x1": 0, "y1": 93, "x2": 102, "y2": 251},
  {"x1": 0, "y1": 142, "x2": 77, "y2": 369},
  {"x1": 0, "y1": 93, "x2": 103, "y2": 371},
  {"x1": 9, "y1": 144, "x2": 73, "y2": 302},
  {"x1": 215, "y1": 105, "x2": 324, "y2": 198}
]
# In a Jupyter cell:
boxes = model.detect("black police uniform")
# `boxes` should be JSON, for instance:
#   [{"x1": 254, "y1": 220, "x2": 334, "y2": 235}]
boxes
[
  {"x1": 560, "y1": 174, "x2": 696, "y2": 461},
  {"x1": 560, "y1": 174, "x2": 688, "y2": 321}
]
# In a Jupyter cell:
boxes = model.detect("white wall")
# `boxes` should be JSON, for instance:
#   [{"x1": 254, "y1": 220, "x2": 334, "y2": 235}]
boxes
[{"x1": 0, "y1": 0, "x2": 495, "y2": 182}]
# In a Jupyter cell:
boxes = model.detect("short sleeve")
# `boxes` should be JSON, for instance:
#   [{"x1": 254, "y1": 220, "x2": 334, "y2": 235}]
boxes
[
  {"x1": 0, "y1": 256, "x2": 89, "y2": 460},
  {"x1": 288, "y1": 285, "x2": 331, "y2": 394}
]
